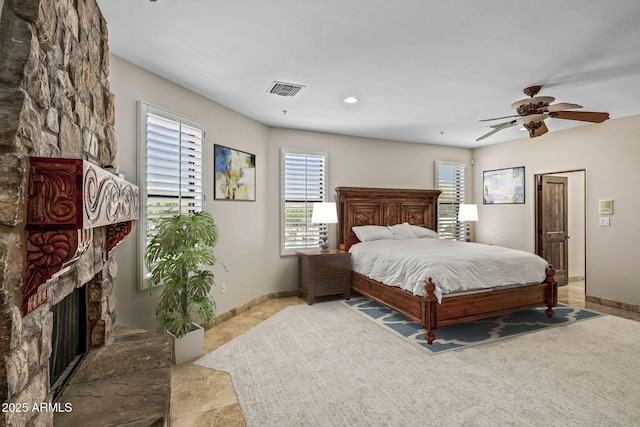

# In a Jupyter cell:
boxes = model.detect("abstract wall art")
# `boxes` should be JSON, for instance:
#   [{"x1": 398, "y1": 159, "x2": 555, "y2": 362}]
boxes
[
  {"x1": 214, "y1": 144, "x2": 256, "y2": 201},
  {"x1": 483, "y1": 166, "x2": 525, "y2": 204}
]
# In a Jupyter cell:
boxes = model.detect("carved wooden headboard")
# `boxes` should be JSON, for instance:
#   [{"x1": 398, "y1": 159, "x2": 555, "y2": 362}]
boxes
[{"x1": 335, "y1": 187, "x2": 441, "y2": 250}]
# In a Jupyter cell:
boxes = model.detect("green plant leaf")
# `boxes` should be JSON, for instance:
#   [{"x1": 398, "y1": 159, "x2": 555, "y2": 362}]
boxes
[{"x1": 144, "y1": 210, "x2": 222, "y2": 338}]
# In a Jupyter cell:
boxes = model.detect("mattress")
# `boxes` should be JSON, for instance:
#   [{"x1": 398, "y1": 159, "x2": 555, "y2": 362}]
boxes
[{"x1": 349, "y1": 238, "x2": 548, "y2": 303}]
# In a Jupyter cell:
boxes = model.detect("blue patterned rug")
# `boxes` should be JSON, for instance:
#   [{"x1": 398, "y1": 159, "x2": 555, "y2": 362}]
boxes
[{"x1": 341, "y1": 298, "x2": 603, "y2": 354}]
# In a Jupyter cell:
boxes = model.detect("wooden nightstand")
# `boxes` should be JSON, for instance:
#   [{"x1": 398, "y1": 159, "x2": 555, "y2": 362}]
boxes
[{"x1": 296, "y1": 249, "x2": 351, "y2": 305}]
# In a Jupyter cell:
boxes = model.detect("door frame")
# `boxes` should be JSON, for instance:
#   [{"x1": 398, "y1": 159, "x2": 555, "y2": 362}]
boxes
[{"x1": 534, "y1": 169, "x2": 587, "y2": 291}]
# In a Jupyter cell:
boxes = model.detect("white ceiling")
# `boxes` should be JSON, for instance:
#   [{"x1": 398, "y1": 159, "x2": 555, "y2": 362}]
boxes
[{"x1": 97, "y1": 0, "x2": 640, "y2": 148}]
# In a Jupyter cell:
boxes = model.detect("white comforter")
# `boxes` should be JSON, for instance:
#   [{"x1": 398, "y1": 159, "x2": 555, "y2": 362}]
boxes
[{"x1": 349, "y1": 238, "x2": 548, "y2": 303}]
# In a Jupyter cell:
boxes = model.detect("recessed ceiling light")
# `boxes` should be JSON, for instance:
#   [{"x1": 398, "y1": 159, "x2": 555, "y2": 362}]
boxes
[{"x1": 344, "y1": 96, "x2": 359, "y2": 104}]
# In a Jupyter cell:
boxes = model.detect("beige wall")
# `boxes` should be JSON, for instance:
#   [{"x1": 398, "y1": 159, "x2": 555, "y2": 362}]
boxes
[
  {"x1": 109, "y1": 55, "x2": 471, "y2": 330},
  {"x1": 472, "y1": 115, "x2": 640, "y2": 305}
]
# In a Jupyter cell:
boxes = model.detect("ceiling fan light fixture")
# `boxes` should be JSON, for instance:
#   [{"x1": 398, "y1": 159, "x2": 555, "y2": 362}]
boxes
[
  {"x1": 516, "y1": 113, "x2": 547, "y2": 124},
  {"x1": 521, "y1": 120, "x2": 549, "y2": 138}
]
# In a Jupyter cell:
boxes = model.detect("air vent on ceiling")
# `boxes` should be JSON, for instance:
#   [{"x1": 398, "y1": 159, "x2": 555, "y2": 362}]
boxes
[{"x1": 267, "y1": 81, "x2": 305, "y2": 97}]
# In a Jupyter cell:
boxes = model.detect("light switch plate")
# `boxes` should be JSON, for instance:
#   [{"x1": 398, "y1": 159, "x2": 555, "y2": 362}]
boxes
[{"x1": 599, "y1": 217, "x2": 610, "y2": 227}]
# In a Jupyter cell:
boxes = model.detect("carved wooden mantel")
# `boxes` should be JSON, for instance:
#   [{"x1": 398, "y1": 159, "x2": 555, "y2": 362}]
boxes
[{"x1": 24, "y1": 157, "x2": 139, "y2": 315}]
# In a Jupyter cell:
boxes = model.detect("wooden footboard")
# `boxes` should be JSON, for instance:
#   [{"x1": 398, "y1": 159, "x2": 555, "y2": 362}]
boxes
[{"x1": 352, "y1": 267, "x2": 557, "y2": 344}]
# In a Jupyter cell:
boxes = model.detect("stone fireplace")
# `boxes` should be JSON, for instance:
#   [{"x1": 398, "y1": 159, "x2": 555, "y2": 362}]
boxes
[
  {"x1": 23, "y1": 157, "x2": 138, "y2": 402},
  {"x1": 0, "y1": 1, "x2": 144, "y2": 425}
]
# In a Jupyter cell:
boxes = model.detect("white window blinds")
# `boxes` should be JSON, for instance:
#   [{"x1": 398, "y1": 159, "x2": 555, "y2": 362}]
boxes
[
  {"x1": 435, "y1": 161, "x2": 466, "y2": 240},
  {"x1": 280, "y1": 148, "x2": 327, "y2": 255},
  {"x1": 138, "y1": 102, "x2": 205, "y2": 286},
  {"x1": 145, "y1": 113, "x2": 203, "y2": 216}
]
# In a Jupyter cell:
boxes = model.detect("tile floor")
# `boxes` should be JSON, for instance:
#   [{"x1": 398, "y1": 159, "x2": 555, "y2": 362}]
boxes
[
  {"x1": 170, "y1": 282, "x2": 640, "y2": 426},
  {"x1": 170, "y1": 296, "x2": 305, "y2": 426}
]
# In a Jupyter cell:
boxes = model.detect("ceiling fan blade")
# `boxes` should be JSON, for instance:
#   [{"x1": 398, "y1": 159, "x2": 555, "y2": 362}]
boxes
[
  {"x1": 550, "y1": 111, "x2": 609, "y2": 123},
  {"x1": 529, "y1": 121, "x2": 548, "y2": 138},
  {"x1": 543, "y1": 103, "x2": 582, "y2": 112},
  {"x1": 479, "y1": 114, "x2": 520, "y2": 122},
  {"x1": 476, "y1": 120, "x2": 517, "y2": 141}
]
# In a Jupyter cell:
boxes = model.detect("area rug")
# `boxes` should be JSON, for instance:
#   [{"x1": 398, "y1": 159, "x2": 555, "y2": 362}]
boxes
[
  {"x1": 341, "y1": 298, "x2": 602, "y2": 354},
  {"x1": 195, "y1": 301, "x2": 640, "y2": 427}
]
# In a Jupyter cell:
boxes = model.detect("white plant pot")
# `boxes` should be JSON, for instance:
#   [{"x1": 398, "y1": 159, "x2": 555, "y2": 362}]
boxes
[{"x1": 169, "y1": 323, "x2": 204, "y2": 365}]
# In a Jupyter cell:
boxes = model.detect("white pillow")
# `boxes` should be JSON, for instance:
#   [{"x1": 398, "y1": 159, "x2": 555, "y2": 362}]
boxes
[
  {"x1": 409, "y1": 225, "x2": 439, "y2": 239},
  {"x1": 388, "y1": 222, "x2": 416, "y2": 240},
  {"x1": 352, "y1": 225, "x2": 394, "y2": 242}
]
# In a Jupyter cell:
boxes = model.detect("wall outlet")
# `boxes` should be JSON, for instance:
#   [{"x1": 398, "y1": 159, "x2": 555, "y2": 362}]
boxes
[
  {"x1": 599, "y1": 217, "x2": 610, "y2": 227},
  {"x1": 221, "y1": 282, "x2": 226, "y2": 293}
]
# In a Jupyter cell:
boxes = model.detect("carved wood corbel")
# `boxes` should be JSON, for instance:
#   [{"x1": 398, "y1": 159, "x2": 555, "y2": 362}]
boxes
[{"x1": 106, "y1": 221, "x2": 134, "y2": 255}]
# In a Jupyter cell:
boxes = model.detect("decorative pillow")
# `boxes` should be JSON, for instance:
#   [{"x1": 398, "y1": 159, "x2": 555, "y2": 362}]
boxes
[
  {"x1": 409, "y1": 225, "x2": 439, "y2": 239},
  {"x1": 344, "y1": 233, "x2": 361, "y2": 251},
  {"x1": 352, "y1": 225, "x2": 394, "y2": 242},
  {"x1": 388, "y1": 222, "x2": 416, "y2": 240}
]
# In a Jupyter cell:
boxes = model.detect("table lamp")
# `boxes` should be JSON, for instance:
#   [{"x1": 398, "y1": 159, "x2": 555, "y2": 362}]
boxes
[
  {"x1": 458, "y1": 204, "x2": 478, "y2": 242},
  {"x1": 311, "y1": 202, "x2": 338, "y2": 252}
]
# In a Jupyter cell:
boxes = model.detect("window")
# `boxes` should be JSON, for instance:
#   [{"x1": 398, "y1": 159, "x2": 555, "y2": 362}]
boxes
[
  {"x1": 137, "y1": 102, "x2": 205, "y2": 287},
  {"x1": 280, "y1": 148, "x2": 328, "y2": 256},
  {"x1": 435, "y1": 161, "x2": 466, "y2": 240}
]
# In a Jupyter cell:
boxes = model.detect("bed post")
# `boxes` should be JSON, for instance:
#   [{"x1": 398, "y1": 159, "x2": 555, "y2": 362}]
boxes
[
  {"x1": 544, "y1": 266, "x2": 557, "y2": 318},
  {"x1": 421, "y1": 278, "x2": 438, "y2": 344}
]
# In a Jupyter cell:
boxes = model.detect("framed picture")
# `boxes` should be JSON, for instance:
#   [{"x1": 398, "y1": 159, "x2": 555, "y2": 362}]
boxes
[
  {"x1": 483, "y1": 166, "x2": 525, "y2": 204},
  {"x1": 214, "y1": 144, "x2": 256, "y2": 201}
]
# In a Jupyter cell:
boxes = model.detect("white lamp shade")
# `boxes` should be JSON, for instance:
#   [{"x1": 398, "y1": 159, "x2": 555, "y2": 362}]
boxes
[
  {"x1": 312, "y1": 202, "x2": 338, "y2": 224},
  {"x1": 458, "y1": 204, "x2": 478, "y2": 222}
]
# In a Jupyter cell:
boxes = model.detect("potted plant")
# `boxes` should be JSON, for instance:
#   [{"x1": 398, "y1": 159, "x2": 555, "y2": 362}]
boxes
[{"x1": 145, "y1": 211, "x2": 222, "y2": 364}]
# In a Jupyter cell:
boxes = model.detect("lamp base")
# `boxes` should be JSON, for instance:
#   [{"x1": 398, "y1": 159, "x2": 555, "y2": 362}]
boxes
[{"x1": 319, "y1": 237, "x2": 329, "y2": 252}]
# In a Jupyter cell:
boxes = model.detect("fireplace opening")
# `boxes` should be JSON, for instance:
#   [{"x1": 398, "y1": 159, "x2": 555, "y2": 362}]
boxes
[{"x1": 49, "y1": 286, "x2": 87, "y2": 401}]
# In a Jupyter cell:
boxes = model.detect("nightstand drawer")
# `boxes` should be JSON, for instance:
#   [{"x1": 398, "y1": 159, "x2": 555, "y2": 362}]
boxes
[
  {"x1": 312, "y1": 257, "x2": 349, "y2": 276},
  {"x1": 313, "y1": 273, "x2": 349, "y2": 295}
]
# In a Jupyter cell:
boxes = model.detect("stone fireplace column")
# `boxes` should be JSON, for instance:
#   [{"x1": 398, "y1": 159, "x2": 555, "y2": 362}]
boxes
[{"x1": 0, "y1": 1, "x2": 134, "y2": 425}]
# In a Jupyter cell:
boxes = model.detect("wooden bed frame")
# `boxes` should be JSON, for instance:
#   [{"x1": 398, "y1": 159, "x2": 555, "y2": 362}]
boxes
[{"x1": 336, "y1": 186, "x2": 557, "y2": 344}]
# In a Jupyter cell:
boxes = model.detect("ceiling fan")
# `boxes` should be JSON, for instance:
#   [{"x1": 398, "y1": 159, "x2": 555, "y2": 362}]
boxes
[{"x1": 476, "y1": 85, "x2": 609, "y2": 141}]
